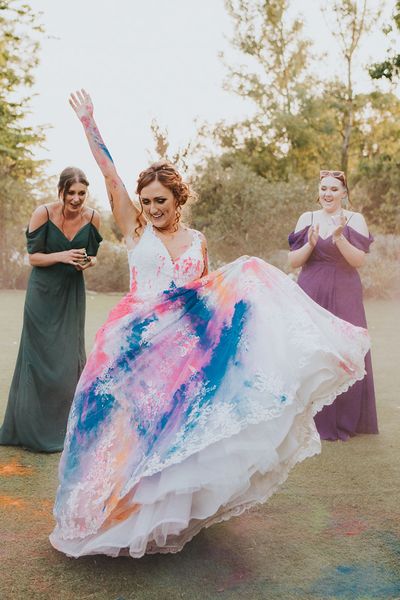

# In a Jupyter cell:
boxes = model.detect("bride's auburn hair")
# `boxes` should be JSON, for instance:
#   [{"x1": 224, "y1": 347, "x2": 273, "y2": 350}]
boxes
[{"x1": 136, "y1": 160, "x2": 196, "y2": 207}]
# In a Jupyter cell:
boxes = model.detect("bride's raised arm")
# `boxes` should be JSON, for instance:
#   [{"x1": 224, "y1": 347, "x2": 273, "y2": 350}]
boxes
[{"x1": 69, "y1": 89, "x2": 145, "y2": 239}]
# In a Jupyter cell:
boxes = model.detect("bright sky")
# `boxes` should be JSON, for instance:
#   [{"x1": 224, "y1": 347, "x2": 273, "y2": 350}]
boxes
[{"x1": 27, "y1": 0, "x2": 396, "y2": 208}]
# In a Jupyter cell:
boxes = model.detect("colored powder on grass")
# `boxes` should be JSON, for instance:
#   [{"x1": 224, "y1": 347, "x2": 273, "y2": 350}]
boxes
[
  {"x1": 0, "y1": 459, "x2": 33, "y2": 476},
  {"x1": 308, "y1": 563, "x2": 400, "y2": 598},
  {"x1": 0, "y1": 495, "x2": 28, "y2": 509}
]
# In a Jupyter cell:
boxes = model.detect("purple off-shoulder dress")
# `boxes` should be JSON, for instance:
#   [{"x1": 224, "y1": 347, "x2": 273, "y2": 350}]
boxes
[{"x1": 288, "y1": 219, "x2": 379, "y2": 441}]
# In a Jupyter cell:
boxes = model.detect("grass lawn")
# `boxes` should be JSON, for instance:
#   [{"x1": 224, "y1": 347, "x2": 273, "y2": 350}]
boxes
[{"x1": 0, "y1": 290, "x2": 399, "y2": 600}]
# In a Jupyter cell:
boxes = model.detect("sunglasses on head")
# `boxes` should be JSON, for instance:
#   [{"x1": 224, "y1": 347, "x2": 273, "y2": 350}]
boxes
[{"x1": 320, "y1": 170, "x2": 346, "y2": 180}]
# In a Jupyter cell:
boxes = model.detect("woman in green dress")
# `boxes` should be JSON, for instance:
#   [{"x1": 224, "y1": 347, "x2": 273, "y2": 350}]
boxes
[{"x1": 0, "y1": 167, "x2": 102, "y2": 452}]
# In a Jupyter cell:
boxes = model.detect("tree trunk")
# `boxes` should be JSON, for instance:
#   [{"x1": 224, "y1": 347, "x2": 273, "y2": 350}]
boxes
[{"x1": 341, "y1": 55, "x2": 353, "y2": 174}]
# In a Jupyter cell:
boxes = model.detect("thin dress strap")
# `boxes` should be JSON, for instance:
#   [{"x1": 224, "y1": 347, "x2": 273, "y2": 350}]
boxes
[
  {"x1": 45, "y1": 206, "x2": 50, "y2": 220},
  {"x1": 346, "y1": 212, "x2": 355, "y2": 224},
  {"x1": 311, "y1": 211, "x2": 314, "y2": 225},
  {"x1": 90, "y1": 209, "x2": 95, "y2": 223}
]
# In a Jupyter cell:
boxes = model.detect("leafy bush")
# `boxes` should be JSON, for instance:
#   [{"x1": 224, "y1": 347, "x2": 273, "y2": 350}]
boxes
[
  {"x1": 84, "y1": 241, "x2": 129, "y2": 293},
  {"x1": 359, "y1": 234, "x2": 400, "y2": 299},
  {"x1": 192, "y1": 158, "x2": 315, "y2": 264},
  {"x1": 7, "y1": 161, "x2": 400, "y2": 300}
]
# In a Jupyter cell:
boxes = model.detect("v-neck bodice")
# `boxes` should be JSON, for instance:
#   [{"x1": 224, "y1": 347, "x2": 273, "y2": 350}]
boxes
[
  {"x1": 127, "y1": 224, "x2": 204, "y2": 299},
  {"x1": 288, "y1": 224, "x2": 373, "y2": 269},
  {"x1": 27, "y1": 219, "x2": 102, "y2": 254},
  {"x1": 26, "y1": 218, "x2": 103, "y2": 283},
  {"x1": 288, "y1": 222, "x2": 373, "y2": 325},
  {"x1": 47, "y1": 220, "x2": 92, "y2": 243}
]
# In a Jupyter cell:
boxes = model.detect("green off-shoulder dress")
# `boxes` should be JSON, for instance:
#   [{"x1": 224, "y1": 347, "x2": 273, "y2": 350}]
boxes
[{"x1": 0, "y1": 210, "x2": 102, "y2": 452}]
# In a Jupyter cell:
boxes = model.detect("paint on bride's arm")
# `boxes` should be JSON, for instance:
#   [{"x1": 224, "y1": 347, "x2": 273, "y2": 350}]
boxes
[
  {"x1": 81, "y1": 116, "x2": 114, "y2": 163},
  {"x1": 98, "y1": 142, "x2": 113, "y2": 163}
]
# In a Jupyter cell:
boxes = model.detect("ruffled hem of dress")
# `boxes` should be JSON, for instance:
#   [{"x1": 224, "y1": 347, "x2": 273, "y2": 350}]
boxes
[
  {"x1": 49, "y1": 360, "x2": 366, "y2": 559},
  {"x1": 168, "y1": 358, "x2": 367, "y2": 553},
  {"x1": 135, "y1": 358, "x2": 368, "y2": 488},
  {"x1": 146, "y1": 406, "x2": 319, "y2": 556}
]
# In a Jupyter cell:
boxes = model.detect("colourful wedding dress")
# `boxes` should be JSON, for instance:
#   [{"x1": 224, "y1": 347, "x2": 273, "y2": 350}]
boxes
[{"x1": 50, "y1": 224, "x2": 369, "y2": 558}]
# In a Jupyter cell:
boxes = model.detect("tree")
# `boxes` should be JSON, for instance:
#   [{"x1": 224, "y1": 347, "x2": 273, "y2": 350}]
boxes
[
  {"x1": 191, "y1": 156, "x2": 314, "y2": 264},
  {"x1": 147, "y1": 118, "x2": 193, "y2": 173},
  {"x1": 215, "y1": 0, "x2": 318, "y2": 180},
  {"x1": 351, "y1": 91, "x2": 400, "y2": 233},
  {"x1": 0, "y1": 0, "x2": 45, "y2": 287},
  {"x1": 369, "y1": 1, "x2": 400, "y2": 81},
  {"x1": 322, "y1": 1, "x2": 381, "y2": 173},
  {"x1": 212, "y1": 0, "x2": 384, "y2": 180},
  {"x1": 223, "y1": 0, "x2": 313, "y2": 116}
]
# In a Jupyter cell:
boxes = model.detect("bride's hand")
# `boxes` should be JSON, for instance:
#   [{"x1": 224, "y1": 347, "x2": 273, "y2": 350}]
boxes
[{"x1": 69, "y1": 89, "x2": 94, "y2": 121}]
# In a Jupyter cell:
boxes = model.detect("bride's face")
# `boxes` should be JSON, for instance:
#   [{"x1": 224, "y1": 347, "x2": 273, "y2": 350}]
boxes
[{"x1": 140, "y1": 180, "x2": 177, "y2": 230}]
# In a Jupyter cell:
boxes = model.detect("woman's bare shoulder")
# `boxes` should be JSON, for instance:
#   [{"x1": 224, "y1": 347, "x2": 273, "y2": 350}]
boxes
[
  {"x1": 294, "y1": 211, "x2": 314, "y2": 233},
  {"x1": 28, "y1": 203, "x2": 54, "y2": 232},
  {"x1": 347, "y1": 211, "x2": 369, "y2": 236},
  {"x1": 84, "y1": 206, "x2": 101, "y2": 228}
]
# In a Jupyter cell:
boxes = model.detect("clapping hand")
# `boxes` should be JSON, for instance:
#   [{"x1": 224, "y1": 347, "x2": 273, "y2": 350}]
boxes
[
  {"x1": 307, "y1": 223, "x2": 319, "y2": 248},
  {"x1": 332, "y1": 211, "x2": 347, "y2": 243},
  {"x1": 69, "y1": 89, "x2": 94, "y2": 122}
]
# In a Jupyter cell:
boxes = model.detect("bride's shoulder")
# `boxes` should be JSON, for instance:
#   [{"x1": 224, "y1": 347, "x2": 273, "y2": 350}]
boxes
[
  {"x1": 188, "y1": 227, "x2": 205, "y2": 238},
  {"x1": 125, "y1": 223, "x2": 150, "y2": 252},
  {"x1": 188, "y1": 227, "x2": 207, "y2": 246}
]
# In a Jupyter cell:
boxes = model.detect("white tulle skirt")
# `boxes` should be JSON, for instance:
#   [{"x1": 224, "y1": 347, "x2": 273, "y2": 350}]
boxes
[{"x1": 50, "y1": 257, "x2": 370, "y2": 557}]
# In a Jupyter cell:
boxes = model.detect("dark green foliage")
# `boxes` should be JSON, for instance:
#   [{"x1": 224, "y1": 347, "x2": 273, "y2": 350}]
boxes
[{"x1": 369, "y1": 1, "x2": 400, "y2": 82}]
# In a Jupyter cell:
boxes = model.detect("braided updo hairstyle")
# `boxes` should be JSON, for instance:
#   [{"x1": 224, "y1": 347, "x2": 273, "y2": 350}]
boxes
[{"x1": 135, "y1": 160, "x2": 196, "y2": 232}]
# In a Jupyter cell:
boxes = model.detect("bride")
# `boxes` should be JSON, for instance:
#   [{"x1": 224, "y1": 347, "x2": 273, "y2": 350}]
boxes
[{"x1": 50, "y1": 90, "x2": 370, "y2": 558}]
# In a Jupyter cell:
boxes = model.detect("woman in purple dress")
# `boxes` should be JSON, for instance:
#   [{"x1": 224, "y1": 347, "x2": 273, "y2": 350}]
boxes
[{"x1": 288, "y1": 170, "x2": 378, "y2": 441}]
